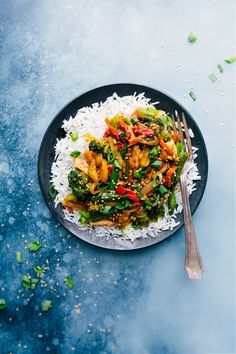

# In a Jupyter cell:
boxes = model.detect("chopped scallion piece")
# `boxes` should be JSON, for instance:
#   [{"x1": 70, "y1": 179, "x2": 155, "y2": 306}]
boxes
[
  {"x1": 0, "y1": 299, "x2": 6, "y2": 310},
  {"x1": 113, "y1": 159, "x2": 122, "y2": 169},
  {"x1": 189, "y1": 90, "x2": 197, "y2": 102},
  {"x1": 16, "y1": 251, "x2": 23, "y2": 264},
  {"x1": 159, "y1": 185, "x2": 168, "y2": 196},
  {"x1": 65, "y1": 275, "x2": 74, "y2": 289},
  {"x1": 224, "y1": 55, "x2": 236, "y2": 64},
  {"x1": 28, "y1": 241, "x2": 42, "y2": 252},
  {"x1": 34, "y1": 265, "x2": 44, "y2": 276},
  {"x1": 217, "y1": 63, "x2": 223, "y2": 73},
  {"x1": 42, "y1": 300, "x2": 52, "y2": 312},
  {"x1": 131, "y1": 117, "x2": 138, "y2": 124},
  {"x1": 69, "y1": 151, "x2": 81, "y2": 157},
  {"x1": 208, "y1": 73, "x2": 217, "y2": 82},
  {"x1": 124, "y1": 117, "x2": 131, "y2": 125},
  {"x1": 22, "y1": 275, "x2": 38, "y2": 290},
  {"x1": 79, "y1": 210, "x2": 90, "y2": 224},
  {"x1": 187, "y1": 32, "x2": 197, "y2": 43},
  {"x1": 151, "y1": 160, "x2": 162, "y2": 169},
  {"x1": 70, "y1": 132, "x2": 79, "y2": 142},
  {"x1": 101, "y1": 205, "x2": 112, "y2": 214},
  {"x1": 49, "y1": 184, "x2": 58, "y2": 199}
]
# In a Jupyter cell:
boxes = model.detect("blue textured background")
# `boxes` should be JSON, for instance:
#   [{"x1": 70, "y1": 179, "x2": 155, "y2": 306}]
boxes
[{"x1": 0, "y1": 1, "x2": 235, "y2": 353}]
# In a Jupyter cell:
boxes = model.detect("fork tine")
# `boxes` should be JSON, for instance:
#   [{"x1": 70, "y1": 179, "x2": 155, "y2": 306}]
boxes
[
  {"x1": 175, "y1": 111, "x2": 184, "y2": 143},
  {"x1": 182, "y1": 112, "x2": 193, "y2": 161}
]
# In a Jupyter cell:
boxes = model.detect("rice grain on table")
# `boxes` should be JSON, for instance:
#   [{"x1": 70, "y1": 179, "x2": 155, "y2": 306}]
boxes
[{"x1": 51, "y1": 93, "x2": 200, "y2": 242}]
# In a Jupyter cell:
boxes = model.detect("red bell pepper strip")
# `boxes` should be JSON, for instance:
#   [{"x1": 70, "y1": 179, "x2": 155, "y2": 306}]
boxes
[
  {"x1": 133, "y1": 126, "x2": 154, "y2": 137},
  {"x1": 115, "y1": 185, "x2": 140, "y2": 204}
]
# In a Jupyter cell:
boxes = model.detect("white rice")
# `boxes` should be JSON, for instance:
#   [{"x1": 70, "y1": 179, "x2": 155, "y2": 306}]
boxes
[{"x1": 51, "y1": 93, "x2": 200, "y2": 242}]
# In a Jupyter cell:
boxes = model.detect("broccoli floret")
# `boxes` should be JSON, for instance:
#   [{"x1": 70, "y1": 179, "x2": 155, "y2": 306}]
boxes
[
  {"x1": 68, "y1": 170, "x2": 90, "y2": 199},
  {"x1": 89, "y1": 140, "x2": 105, "y2": 153},
  {"x1": 131, "y1": 213, "x2": 150, "y2": 229}
]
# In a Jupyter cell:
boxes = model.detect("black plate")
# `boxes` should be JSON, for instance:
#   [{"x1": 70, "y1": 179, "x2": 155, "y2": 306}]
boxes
[{"x1": 38, "y1": 83, "x2": 208, "y2": 250}]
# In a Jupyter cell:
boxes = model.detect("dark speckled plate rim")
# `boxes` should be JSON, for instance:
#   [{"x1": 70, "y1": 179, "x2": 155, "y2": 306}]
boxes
[{"x1": 38, "y1": 83, "x2": 208, "y2": 251}]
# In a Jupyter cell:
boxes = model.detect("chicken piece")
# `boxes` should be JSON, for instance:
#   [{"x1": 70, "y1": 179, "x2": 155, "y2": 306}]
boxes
[{"x1": 74, "y1": 157, "x2": 89, "y2": 174}]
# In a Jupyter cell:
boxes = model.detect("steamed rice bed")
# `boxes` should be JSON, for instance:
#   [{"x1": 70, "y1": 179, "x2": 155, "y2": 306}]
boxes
[{"x1": 51, "y1": 93, "x2": 200, "y2": 242}]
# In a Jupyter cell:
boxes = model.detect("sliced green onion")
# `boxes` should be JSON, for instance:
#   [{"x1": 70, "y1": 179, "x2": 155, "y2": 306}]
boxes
[
  {"x1": 28, "y1": 241, "x2": 42, "y2": 252},
  {"x1": 217, "y1": 63, "x2": 223, "y2": 73},
  {"x1": 16, "y1": 251, "x2": 23, "y2": 264},
  {"x1": 79, "y1": 210, "x2": 90, "y2": 224},
  {"x1": 34, "y1": 265, "x2": 44, "y2": 276},
  {"x1": 110, "y1": 115, "x2": 118, "y2": 127},
  {"x1": 69, "y1": 151, "x2": 81, "y2": 157},
  {"x1": 208, "y1": 73, "x2": 217, "y2": 82},
  {"x1": 131, "y1": 117, "x2": 138, "y2": 124},
  {"x1": 49, "y1": 184, "x2": 58, "y2": 199},
  {"x1": 113, "y1": 159, "x2": 122, "y2": 169},
  {"x1": 22, "y1": 275, "x2": 39, "y2": 290},
  {"x1": 101, "y1": 205, "x2": 112, "y2": 214},
  {"x1": 187, "y1": 32, "x2": 197, "y2": 43},
  {"x1": 42, "y1": 300, "x2": 52, "y2": 312},
  {"x1": 0, "y1": 299, "x2": 6, "y2": 310},
  {"x1": 65, "y1": 276, "x2": 74, "y2": 289},
  {"x1": 31, "y1": 278, "x2": 39, "y2": 290},
  {"x1": 189, "y1": 90, "x2": 197, "y2": 102},
  {"x1": 70, "y1": 132, "x2": 79, "y2": 142},
  {"x1": 124, "y1": 117, "x2": 131, "y2": 125},
  {"x1": 159, "y1": 185, "x2": 168, "y2": 196},
  {"x1": 224, "y1": 55, "x2": 236, "y2": 64},
  {"x1": 151, "y1": 160, "x2": 162, "y2": 169}
]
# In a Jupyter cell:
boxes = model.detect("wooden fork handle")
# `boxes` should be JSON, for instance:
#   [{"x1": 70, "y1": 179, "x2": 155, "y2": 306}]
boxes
[{"x1": 180, "y1": 176, "x2": 204, "y2": 279}]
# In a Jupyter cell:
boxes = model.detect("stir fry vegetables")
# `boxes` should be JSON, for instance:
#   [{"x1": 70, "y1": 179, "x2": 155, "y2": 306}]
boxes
[{"x1": 61, "y1": 106, "x2": 188, "y2": 229}]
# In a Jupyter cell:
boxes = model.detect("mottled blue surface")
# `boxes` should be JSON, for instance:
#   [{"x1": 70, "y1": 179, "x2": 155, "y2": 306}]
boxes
[{"x1": 0, "y1": 0, "x2": 235, "y2": 353}]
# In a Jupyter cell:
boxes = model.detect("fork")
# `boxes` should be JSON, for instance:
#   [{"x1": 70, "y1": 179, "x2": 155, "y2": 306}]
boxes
[{"x1": 173, "y1": 112, "x2": 204, "y2": 279}]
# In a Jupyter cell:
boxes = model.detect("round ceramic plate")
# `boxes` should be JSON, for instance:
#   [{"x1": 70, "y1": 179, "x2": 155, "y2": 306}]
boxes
[{"x1": 38, "y1": 83, "x2": 208, "y2": 250}]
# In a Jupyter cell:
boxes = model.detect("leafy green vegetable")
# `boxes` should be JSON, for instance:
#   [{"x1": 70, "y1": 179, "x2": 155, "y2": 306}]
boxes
[
  {"x1": 42, "y1": 300, "x2": 52, "y2": 312},
  {"x1": 149, "y1": 146, "x2": 159, "y2": 160},
  {"x1": 68, "y1": 170, "x2": 90, "y2": 199},
  {"x1": 28, "y1": 241, "x2": 42, "y2": 252},
  {"x1": 208, "y1": 73, "x2": 217, "y2": 82},
  {"x1": 109, "y1": 168, "x2": 119, "y2": 190},
  {"x1": 0, "y1": 299, "x2": 6, "y2": 310},
  {"x1": 70, "y1": 151, "x2": 81, "y2": 157},
  {"x1": 189, "y1": 90, "x2": 197, "y2": 102},
  {"x1": 224, "y1": 55, "x2": 236, "y2": 64},
  {"x1": 70, "y1": 132, "x2": 78, "y2": 142},
  {"x1": 175, "y1": 152, "x2": 189, "y2": 182},
  {"x1": 115, "y1": 199, "x2": 131, "y2": 210},
  {"x1": 217, "y1": 63, "x2": 223, "y2": 73},
  {"x1": 34, "y1": 266, "x2": 44, "y2": 276},
  {"x1": 65, "y1": 276, "x2": 74, "y2": 289},
  {"x1": 187, "y1": 32, "x2": 197, "y2": 43},
  {"x1": 16, "y1": 251, "x2": 23, "y2": 264},
  {"x1": 176, "y1": 142, "x2": 185, "y2": 158},
  {"x1": 91, "y1": 191, "x2": 125, "y2": 202},
  {"x1": 49, "y1": 184, "x2": 58, "y2": 199},
  {"x1": 151, "y1": 160, "x2": 162, "y2": 169}
]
